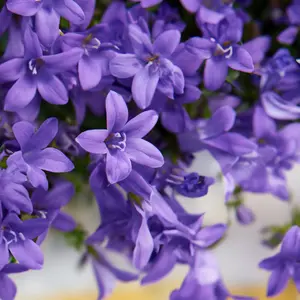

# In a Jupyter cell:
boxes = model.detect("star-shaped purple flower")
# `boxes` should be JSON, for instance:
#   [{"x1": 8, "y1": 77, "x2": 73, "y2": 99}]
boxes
[
  {"x1": 7, "y1": 118, "x2": 74, "y2": 190},
  {"x1": 76, "y1": 91, "x2": 164, "y2": 184}
]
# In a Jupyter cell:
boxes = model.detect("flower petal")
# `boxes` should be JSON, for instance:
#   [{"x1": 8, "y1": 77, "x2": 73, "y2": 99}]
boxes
[
  {"x1": 267, "y1": 266, "x2": 290, "y2": 297},
  {"x1": 110, "y1": 54, "x2": 143, "y2": 78},
  {"x1": 0, "y1": 58, "x2": 25, "y2": 83},
  {"x1": 53, "y1": 0, "x2": 85, "y2": 24},
  {"x1": 0, "y1": 274, "x2": 16, "y2": 300},
  {"x1": 79, "y1": 54, "x2": 102, "y2": 90},
  {"x1": 133, "y1": 214, "x2": 154, "y2": 269},
  {"x1": 106, "y1": 151, "x2": 132, "y2": 184},
  {"x1": 27, "y1": 167, "x2": 48, "y2": 190},
  {"x1": 28, "y1": 118, "x2": 58, "y2": 151},
  {"x1": 35, "y1": 7, "x2": 60, "y2": 47},
  {"x1": 277, "y1": 26, "x2": 298, "y2": 45},
  {"x1": 4, "y1": 73, "x2": 37, "y2": 112},
  {"x1": 153, "y1": 30, "x2": 181, "y2": 57},
  {"x1": 204, "y1": 59, "x2": 228, "y2": 91},
  {"x1": 43, "y1": 48, "x2": 83, "y2": 74},
  {"x1": 12, "y1": 121, "x2": 35, "y2": 150},
  {"x1": 0, "y1": 242, "x2": 9, "y2": 270},
  {"x1": 106, "y1": 91, "x2": 128, "y2": 132},
  {"x1": 75, "y1": 129, "x2": 109, "y2": 154},
  {"x1": 227, "y1": 47, "x2": 254, "y2": 73},
  {"x1": 132, "y1": 64, "x2": 159, "y2": 109},
  {"x1": 123, "y1": 110, "x2": 158, "y2": 138},
  {"x1": 6, "y1": 0, "x2": 42, "y2": 16},
  {"x1": 9, "y1": 240, "x2": 44, "y2": 270},
  {"x1": 33, "y1": 148, "x2": 74, "y2": 172},
  {"x1": 126, "y1": 138, "x2": 164, "y2": 168},
  {"x1": 37, "y1": 73, "x2": 68, "y2": 105}
]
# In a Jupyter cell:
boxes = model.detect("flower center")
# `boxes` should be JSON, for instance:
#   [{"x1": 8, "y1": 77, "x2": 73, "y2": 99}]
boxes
[
  {"x1": 105, "y1": 132, "x2": 127, "y2": 151},
  {"x1": 147, "y1": 54, "x2": 160, "y2": 63},
  {"x1": 83, "y1": 33, "x2": 101, "y2": 50},
  {"x1": 211, "y1": 38, "x2": 233, "y2": 58},
  {"x1": 28, "y1": 58, "x2": 44, "y2": 75}
]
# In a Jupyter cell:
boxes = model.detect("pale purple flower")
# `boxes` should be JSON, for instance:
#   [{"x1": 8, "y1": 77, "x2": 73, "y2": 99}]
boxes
[
  {"x1": 7, "y1": 118, "x2": 74, "y2": 190},
  {"x1": 76, "y1": 91, "x2": 164, "y2": 184}
]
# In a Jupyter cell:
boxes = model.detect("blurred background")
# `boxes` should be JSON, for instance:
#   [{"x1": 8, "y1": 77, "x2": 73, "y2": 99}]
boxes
[{"x1": 13, "y1": 152, "x2": 300, "y2": 300}]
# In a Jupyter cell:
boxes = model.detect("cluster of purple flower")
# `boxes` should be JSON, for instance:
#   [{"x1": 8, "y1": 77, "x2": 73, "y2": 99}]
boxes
[{"x1": 0, "y1": 0, "x2": 300, "y2": 299}]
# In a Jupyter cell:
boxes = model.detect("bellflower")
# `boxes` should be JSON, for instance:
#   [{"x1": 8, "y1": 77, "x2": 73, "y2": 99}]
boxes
[
  {"x1": 259, "y1": 226, "x2": 300, "y2": 297},
  {"x1": 7, "y1": 118, "x2": 74, "y2": 190},
  {"x1": 82, "y1": 246, "x2": 138, "y2": 300},
  {"x1": 110, "y1": 24, "x2": 185, "y2": 108},
  {"x1": 260, "y1": 49, "x2": 300, "y2": 120},
  {"x1": 171, "y1": 251, "x2": 255, "y2": 300},
  {"x1": 6, "y1": 0, "x2": 85, "y2": 46},
  {"x1": 0, "y1": 167, "x2": 32, "y2": 214},
  {"x1": 186, "y1": 14, "x2": 254, "y2": 91},
  {"x1": 61, "y1": 24, "x2": 117, "y2": 91},
  {"x1": 277, "y1": 0, "x2": 300, "y2": 45},
  {"x1": 0, "y1": 27, "x2": 82, "y2": 112},
  {"x1": 178, "y1": 106, "x2": 257, "y2": 172},
  {"x1": 31, "y1": 181, "x2": 76, "y2": 244},
  {"x1": 76, "y1": 91, "x2": 164, "y2": 184},
  {"x1": 0, "y1": 212, "x2": 48, "y2": 270},
  {"x1": 0, "y1": 264, "x2": 28, "y2": 300},
  {"x1": 180, "y1": 0, "x2": 234, "y2": 25}
]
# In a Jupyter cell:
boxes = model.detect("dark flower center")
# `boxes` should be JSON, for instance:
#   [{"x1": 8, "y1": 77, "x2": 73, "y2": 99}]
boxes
[
  {"x1": 105, "y1": 132, "x2": 127, "y2": 151},
  {"x1": 212, "y1": 39, "x2": 233, "y2": 58},
  {"x1": 28, "y1": 58, "x2": 44, "y2": 75}
]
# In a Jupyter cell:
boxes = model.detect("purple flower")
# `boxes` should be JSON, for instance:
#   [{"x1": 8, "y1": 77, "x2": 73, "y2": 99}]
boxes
[
  {"x1": 0, "y1": 167, "x2": 32, "y2": 214},
  {"x1": 6, "y1": 0, "x2": 85, "y2": 46},
  {"x1": 180, "y1": 0, "x2": 234, "y2": 25},
  {"x1": 61, "y1": 24, "x2": 117, "y2": 91},
  {"x1": 259, "y1": 226, "x2": 300, "y2": 297},
  {"x1": 31, "y1": 181, "x2": 76, "y2": 244},
  {"x1": 259, "y1": 49, "x2": 300, "y2": 120},
  {"x1": 186, "y1": 14, "x2": 254, "y2": 91},
  {"x1": 0, "y1": 27, "x2": 82, "y2": 112},
  {"x1": 7, "y1": 118, "x2": 74, "y2": 190},
  {"x1": 130, "y1": 0, "x2": 163, "y2": 8},
  {"x1": 110, "y1": 24, "x2": 185, "y2": 108},
  {"x1": 178, "y1": 106, "x2": 257, "y2": 172},
  {"x1": 83, "y1": 246, "x2": 138, "y2": 300},
  {"x1": 171, "y1": 251, "x2": 255, "y2": 300},
  {"x1": 0, "y1": 213, "x2": 48, "y2": 270},
  {"x1": 235, "y1": 204, "x2": 255, "y2": 225},
  {"x1": 0, "y1": 264, "x2": 28, "y2": 300},
  {"x1": 76, "y1": 91, "x2": 164, "y2": 184},
  {"x1": 278, "y1": 0, "x2": 300, "y2": 45}
]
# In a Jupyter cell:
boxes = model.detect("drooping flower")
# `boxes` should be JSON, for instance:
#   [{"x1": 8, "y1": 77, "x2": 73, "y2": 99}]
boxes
[
  {"x1": 171, "y1": 250, "x2": 255, "y2": 300},
  {"x1": 7, "y1": 118, "x2": 74, "y2": 190},
  {"x1": 259, "y1": 226, "x2": 300, "y2": 297},
  {"x1": 76, "y1": 91, "x2": 164, "y2": 184}
]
